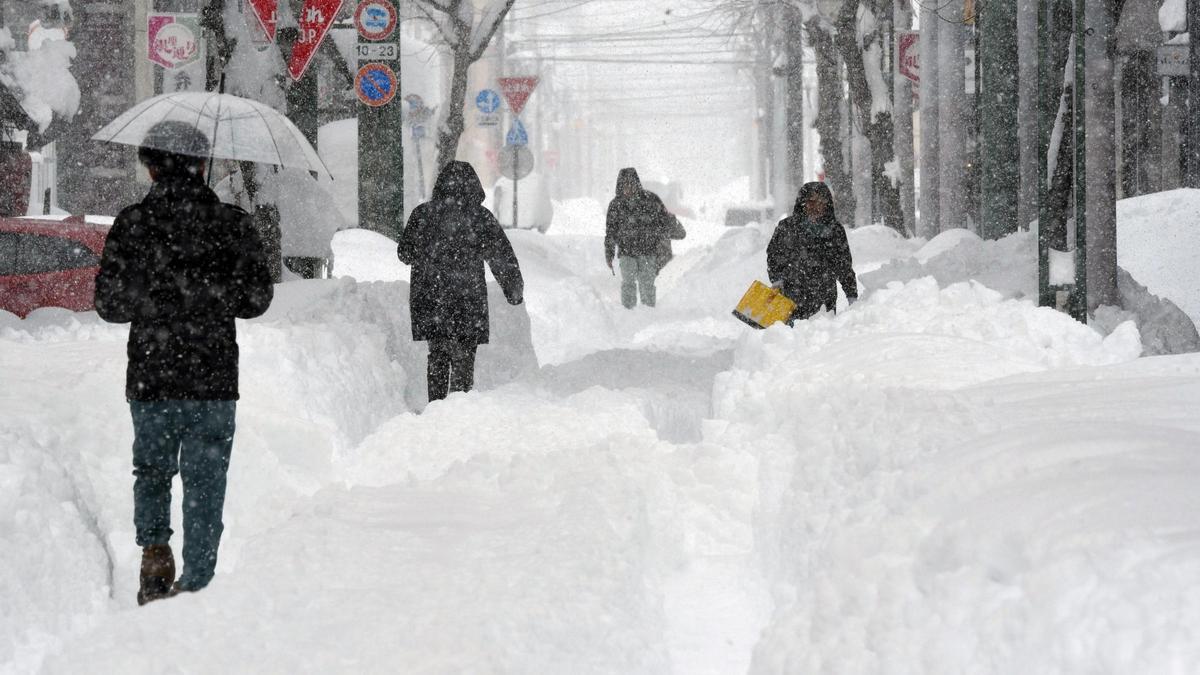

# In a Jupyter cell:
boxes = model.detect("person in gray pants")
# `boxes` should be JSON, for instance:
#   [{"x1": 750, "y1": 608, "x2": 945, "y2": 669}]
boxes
[{"x1": 603, "y1": 168, "x2": 685, "y2": 308}]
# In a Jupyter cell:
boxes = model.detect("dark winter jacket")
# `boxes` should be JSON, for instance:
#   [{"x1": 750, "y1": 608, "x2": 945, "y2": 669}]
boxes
[
  {"x1": 398, "y1": 161, "x2": 523, "y2": 344},
  {"x1": 766, "y1": 182, "x2": 857, "y2": 321},
  {"x1": 95, "y1": 176, "x2": 274, "y2": 401},
  {"x1": 604, "y1": 168, "x2": 683, "y2": 264}
]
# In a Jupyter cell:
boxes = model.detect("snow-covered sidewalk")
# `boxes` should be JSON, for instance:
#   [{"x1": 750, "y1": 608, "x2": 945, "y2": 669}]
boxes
[{"x1": 4, "y1": 199, "x2": 1200, "y2": 673}]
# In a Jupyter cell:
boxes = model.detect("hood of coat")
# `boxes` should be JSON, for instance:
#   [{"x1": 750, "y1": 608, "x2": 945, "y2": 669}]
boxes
[
  {"x1": 792, "y1": 181, "x2": 838, "y2": 224},
  {"x1": 432, "y1": 161, "x2": 485, "y2": 207},
  {"x1": 615, "y1": 167, "x2": 643, "y2": 197}
]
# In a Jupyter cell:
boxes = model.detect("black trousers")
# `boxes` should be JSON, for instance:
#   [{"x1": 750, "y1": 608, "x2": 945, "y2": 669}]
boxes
[{"x1": 427, "y1": 339, "x2": 478, "y2": 402}]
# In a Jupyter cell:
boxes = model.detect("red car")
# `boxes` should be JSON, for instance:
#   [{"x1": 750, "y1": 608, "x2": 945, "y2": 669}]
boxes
[{"x1": 0, "y1": 215, "x2": 111, "y2": 318}]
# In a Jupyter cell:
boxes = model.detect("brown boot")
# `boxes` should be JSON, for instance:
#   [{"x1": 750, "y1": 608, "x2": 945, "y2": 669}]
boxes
[{"x1": 137, "y1": 544, "x2": 176, "y2": 606}]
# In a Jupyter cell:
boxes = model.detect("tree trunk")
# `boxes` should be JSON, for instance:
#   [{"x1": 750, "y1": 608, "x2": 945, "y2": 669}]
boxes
[
  {"x1": 836, "y1": 0, "x2": 903, "y2": 232},
  {"x1": 807, "y1": 20, "x2": 855, "y2": 222},
  {"x1": 893, "y1": 0, "x2": 916, "y2": 236},
  {"x1": 435, "y1": 50, "x2": 472, "y2": 170},
  {"x1": 785, "y1": 6, "x2": 806, "y2": 195}
]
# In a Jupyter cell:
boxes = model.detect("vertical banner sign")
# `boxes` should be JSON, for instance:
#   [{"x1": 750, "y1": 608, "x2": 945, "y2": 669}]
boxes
[
  {"x1": 497, "y1": 77, "x2": 540, "y2": 115},
  {"x1": 147, "y1": 14, "x2": 201, "y2": 69},
  {"x1": 288, "y1": 0, "x2": 342, "y2": 81},
  {"x1": 897, "y1": 31, "x2": 919, "y2": 83},
  {"x1": 247, "y1": 0, "x2": 278, "y2": 43},
  {"x1": 147, "y1": 14, "x2": 206, "y2": 93}
]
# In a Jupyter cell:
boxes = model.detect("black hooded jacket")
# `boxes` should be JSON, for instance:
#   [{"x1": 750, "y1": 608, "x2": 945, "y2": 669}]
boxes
[
  {"x1": 398, "y1": 161, "x2": 523, "y2": 344},
  {"x1": 95, "y1": 175, "x2": 274, "y2": 401},
  {"x1": 766, "y1": 181, "x2": 857, "y2": 321},
  {"x1": 604, "y1": 168, "x2": 678, "y2": 262}
]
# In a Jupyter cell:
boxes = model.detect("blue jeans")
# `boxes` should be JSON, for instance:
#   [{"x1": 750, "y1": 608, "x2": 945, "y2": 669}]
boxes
[
  {"x1": 131, "y1": 400, "x2": 236, "y2": 591},
  {"x1": 619, "y1": 255, "x2": 659, "y2": 308}
]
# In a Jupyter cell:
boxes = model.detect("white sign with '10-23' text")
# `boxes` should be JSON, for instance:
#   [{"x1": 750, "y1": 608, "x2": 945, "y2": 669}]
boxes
[{"x1": 356, "y1": 43, "x2": 398, "y2": 60}]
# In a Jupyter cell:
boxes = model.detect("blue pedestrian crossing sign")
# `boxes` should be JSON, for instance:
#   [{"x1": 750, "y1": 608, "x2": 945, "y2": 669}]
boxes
[
  {"x1": 506, "y1": 118, "x2": 528, "y2": 146},
  {"x1": 476, "y1": 89, "x2": 501, "y2": 114}
]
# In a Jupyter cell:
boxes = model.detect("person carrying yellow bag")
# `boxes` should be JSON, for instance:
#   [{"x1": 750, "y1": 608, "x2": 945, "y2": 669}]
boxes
[{"x1": 766, "y1": 181, "x2": 858, "y2": 324}]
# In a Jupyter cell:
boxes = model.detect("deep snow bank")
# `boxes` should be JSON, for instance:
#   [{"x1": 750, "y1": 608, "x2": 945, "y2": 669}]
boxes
[
  {"x1": 0, "y1": 276, "x2": 536, "y2": 670},
  {"x1": 706, "y1": 278, "x2": 1200, "y2": 673},
  {"x1": 1116, "y1": 188, "x2": 1200, "y2": 323},
  {"x1": 860, "y1": 228, "x2": 1199, "y2": 355}
]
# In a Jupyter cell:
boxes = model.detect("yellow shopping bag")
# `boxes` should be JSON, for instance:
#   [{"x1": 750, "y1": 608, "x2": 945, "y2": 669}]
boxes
[{"x1": 732, "y1": 280, "x2": 796, "y2": 329}]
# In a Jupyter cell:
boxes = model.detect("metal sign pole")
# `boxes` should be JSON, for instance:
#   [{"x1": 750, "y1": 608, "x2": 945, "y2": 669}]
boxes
[{"x1": 354, "y1": 0, "x2": 402, "y2": 238}]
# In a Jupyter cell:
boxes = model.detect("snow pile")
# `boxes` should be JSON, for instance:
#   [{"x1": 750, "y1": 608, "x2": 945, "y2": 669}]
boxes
[
  {"x1": 860, "y1": 226, "x2": 1200, "y2": 355},
  {"x1": 709, "y1": 282, "x2": 1200, "y2": 673},
  {"x1": 259, "y1": 277, "x2": 537, "y2": 410},
  {"x1": 331, "y1": 228, "x2": 407, "y2": 282},
  {"x1": 1116, "y1": 188, "x2": 1200, "y2": 323},
  {"x1": 0, "y1": 36, "x2": 80, "y2": 132}
]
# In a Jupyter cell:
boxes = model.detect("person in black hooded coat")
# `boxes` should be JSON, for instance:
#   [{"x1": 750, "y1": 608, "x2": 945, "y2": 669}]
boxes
[
  {"x1": 398, "y1": 161, "x2": 524, "y2": 402},
  {"x1": 604, "y1": 167, "x2": 685, "y2": 308},
  {"x1": 766, "y1": 181, "x2": 858, "y2": 323}
]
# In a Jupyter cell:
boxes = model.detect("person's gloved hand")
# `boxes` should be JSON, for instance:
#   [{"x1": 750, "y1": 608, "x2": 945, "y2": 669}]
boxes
[
  {"x1": 507, "y1": 292, "x2": 523, "y2": 306},
  {"x1": 848, "y1": 295, "x2": 859, "y2": 306}
]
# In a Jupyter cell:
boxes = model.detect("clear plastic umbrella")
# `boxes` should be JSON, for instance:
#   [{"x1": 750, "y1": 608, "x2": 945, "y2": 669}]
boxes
[{"x1": 90, "y1": 91, "x2": 332, "y2": 180}]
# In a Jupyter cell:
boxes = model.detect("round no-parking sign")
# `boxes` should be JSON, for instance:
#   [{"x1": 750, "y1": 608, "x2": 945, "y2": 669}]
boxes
[
  {"x1": 354, "y1": 0, "x2": 397, "y2": 41},
  {"x1": 355, "y1": 63, "x2": 397, "y2": 107}
]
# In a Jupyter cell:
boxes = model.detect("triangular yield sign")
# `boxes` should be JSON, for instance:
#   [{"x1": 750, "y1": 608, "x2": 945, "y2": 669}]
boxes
[
  {"x1": 248, "y1": 0, "x2": 278, "y2": 42},
  {"x1": 498, "y1": 77, "x2": 539, "y2": 116},
  {"x1": 287, "y1": 0, "x2": 341, "y2": 81}
]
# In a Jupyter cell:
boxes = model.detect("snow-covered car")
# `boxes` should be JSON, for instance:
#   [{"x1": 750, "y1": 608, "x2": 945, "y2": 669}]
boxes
[
  {"x1": 0, "y1": 215, "x2": 110, "y2": 318},
  {"x1": 493, "y1": 172, "x2": 554, "y2": 233}
]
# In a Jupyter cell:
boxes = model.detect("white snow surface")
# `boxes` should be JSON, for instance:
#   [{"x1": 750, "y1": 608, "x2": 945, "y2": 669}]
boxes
[{"x1": 3, "y1": 187, "x2": 1200, "y2": 673}]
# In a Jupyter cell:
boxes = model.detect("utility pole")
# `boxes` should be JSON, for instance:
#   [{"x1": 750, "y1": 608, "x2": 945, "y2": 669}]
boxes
[
  {"x1": 1070, "y1": 0, "x2": 1088, "y2": 321},
  {"x1": 1186, "y1": 0, "x2": 1200, "y2": 185},
  {"x1": 918, "y1": 2, "x2": 940, "y2": 238},
  {"x1": 1017, "y1": 0, "x2": 1038, "y2": 232},
  {"x1": 979, "y1": 0, "x2": 1020, "y2": 239},
  {"x1": 937, "y1": 6, "x2": 968, "y2": 233}
]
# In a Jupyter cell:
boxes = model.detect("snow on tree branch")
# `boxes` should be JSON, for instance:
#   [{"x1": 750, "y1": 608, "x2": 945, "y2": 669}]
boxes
[{"x1": 0, "y1": 26, "x2": 80, "y2": 132}]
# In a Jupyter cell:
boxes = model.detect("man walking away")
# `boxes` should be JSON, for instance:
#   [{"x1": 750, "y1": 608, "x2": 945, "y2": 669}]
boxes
[
  {"x1": 604, "y1": 168, "x2": 684, "y2": 308},
  {"x1": 398, "y1": 160, "x2": 524, "y2": 404},
  {"x1": 95, "y1": 120, "x2": 274, "y2": 605}
]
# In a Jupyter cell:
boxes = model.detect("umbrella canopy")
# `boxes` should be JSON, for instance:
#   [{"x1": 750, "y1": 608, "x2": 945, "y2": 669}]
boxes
[{"x1": 91, "y1": 91, "x2": 332, "y2": 180}]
